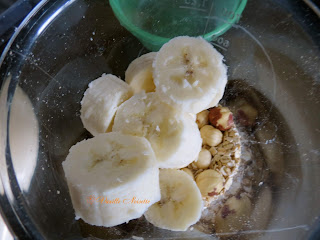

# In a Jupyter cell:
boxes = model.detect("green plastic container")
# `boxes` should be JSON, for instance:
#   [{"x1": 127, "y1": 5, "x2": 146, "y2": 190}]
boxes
[{"x1": 110, "y1": 0, "x2": 247, "y2": 51}]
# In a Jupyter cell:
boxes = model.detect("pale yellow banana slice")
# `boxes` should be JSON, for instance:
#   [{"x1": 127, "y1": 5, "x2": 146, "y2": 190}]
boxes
[
  {"x1": 112, "y1": 92, "x2": 202, "y2": 169},
  {"x1": 153, "y1": 36, "x2": 227, "y2": 114},
  {"x1": 144, "y1": 169, "x2": 203, "y2": 231},
  {"x1": 125, "y1": 52, "x2": 157, "y2": 94},
  {"x1": 62, "y1": 132, "x2": 160, "y2": 227},
  {"x1": 80, "y1": 74, "x2": 133, "y2": 136}
]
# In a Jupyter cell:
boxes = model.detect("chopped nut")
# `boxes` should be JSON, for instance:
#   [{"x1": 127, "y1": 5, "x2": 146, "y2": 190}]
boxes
[
  {"x1": 196, "y1": 169, "x2": 224, "y2": 198},
  {"x1": 208, "y1": 106, "x2": 234, "y2": 131},
  {"x1": 200, "y1": 125, "x2": 223, "y2": 147},
  {"x1": 194, "y1": 148, "x2": 212, "y2": 169},
  {"x1": 196, "y1": 110, "x2": 209, "y2": 128}
]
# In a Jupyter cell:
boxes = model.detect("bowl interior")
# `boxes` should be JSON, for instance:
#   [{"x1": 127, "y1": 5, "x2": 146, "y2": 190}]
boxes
[{"x1": 0, "y1": 0, "x2": 319, "y2": 239}]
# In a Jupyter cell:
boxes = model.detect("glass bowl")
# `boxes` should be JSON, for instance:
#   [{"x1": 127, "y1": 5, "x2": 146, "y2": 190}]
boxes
[{"x1": 0, "y1": 0, "x2": 319, "y2": 239}]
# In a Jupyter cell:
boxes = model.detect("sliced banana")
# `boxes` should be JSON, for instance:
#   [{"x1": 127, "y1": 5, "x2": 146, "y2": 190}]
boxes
[
  {"x1": 112, "y1": 92, "x2": 202, "y2": 169},
  {"x1": 80, "y1": 74, "x2": 133, "y2": 136},
  {"x1": 144, "y1": 169, "x2": 203, "y2": 231},
  {"x1": 62, "y1": 132, "x2": 160, "y2": 227},
  {"x1": 153, "y1": 36, "x2": 227, "y2": 114},
  {"x1": 125, "y1": 52, "x2": 157, "y2": 94}
]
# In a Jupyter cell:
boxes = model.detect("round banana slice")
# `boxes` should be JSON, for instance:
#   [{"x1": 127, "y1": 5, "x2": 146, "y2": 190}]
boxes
[
  {"x1": 125, "y1": 52, "x2": 157, "y2": 94},
  {"x1": 80, "y1": 74, "x2": 133, "y2": 136},
  {"x1": 153, "y1": 36, "x2": 227, "y2": 114},
  {"x1": 112, "y1": 92, "x2": 202, "y2": 169},
  {"x1": 62, "y1": 132, "x2": 160, "y2": 227},
  {"x1": 144, "y1": 169, "x2": 203, "y2": 231}
]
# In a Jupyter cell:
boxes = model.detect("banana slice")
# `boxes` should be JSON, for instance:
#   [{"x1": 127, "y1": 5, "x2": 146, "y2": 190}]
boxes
[
  {"x1": 153, "y1": 36, "x2": 227, "y2": 114},
  {"x1": 144, "y1": 169, "x2": 203, "y2": 231},
  {"x1": 113, "y1": 92, "x2": 202, "y2": 169},
  {"x1": 80, "y1": 74, "x2": 133, "y2": 136},
  {"x1": 62, "y1": 132, "x2": 160, "y2": 227},
  {"x1": 125, "y1": 52, "x2": 157, "y2": 94}
]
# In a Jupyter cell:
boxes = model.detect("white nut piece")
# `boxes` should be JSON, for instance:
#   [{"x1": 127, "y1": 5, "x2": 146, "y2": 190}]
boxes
[
  {"x1": 181, "y1": 168, "x2": 195, "y2": 180},
  {"x1": 195, "y1": 169, "x2": 224, "y2": 197},
  {"x1": 200, "y1": 125, "x2": 223, "y2": 147},
  {"x1": 196, "y1": 110, "x2": 209, "y2": 128},
  {"x1": 194, "y1": 148, "x2": 212, "y2": 169}
]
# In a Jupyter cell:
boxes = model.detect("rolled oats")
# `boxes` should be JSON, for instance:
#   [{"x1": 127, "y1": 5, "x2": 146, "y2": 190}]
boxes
[
  {"x1": 220, "y1": 155, "x2": 232, "y2": 164},
  {"x1": 225, "y1": 167, "x2": 232, "y2": 175},
  {"x1": 184, "y1": 107, "x2": 242, "y2": 205},
  {"x1": 217, "y1": 149, "x2": 226, "y2": 155},
  {"x1": 220, "y1": 166, "x2": 227, "y2": 176},
  {"x1": 217, "y1": 161, "x2": 222, "y2": 168},
  {"x1": 209, "y1": 146, "x2": 217, "y2": 156}
]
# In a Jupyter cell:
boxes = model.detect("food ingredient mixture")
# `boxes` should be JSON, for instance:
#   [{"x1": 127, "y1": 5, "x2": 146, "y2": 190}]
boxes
[{"x1": 62, "y1": 36, "x2": 253, "y2": 233}]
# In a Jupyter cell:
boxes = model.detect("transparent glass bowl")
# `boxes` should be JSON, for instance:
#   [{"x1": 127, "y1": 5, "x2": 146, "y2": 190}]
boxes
[{"x1": 0, "y1": 0, "x2": 319, "y2": 239}]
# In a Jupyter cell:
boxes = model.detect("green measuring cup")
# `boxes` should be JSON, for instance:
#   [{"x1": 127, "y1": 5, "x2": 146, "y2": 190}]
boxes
[{"x1": 110, "y1": 0, "x2": 247, "y2": 51}]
